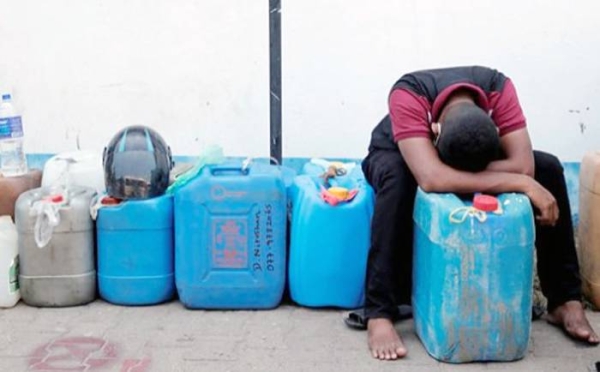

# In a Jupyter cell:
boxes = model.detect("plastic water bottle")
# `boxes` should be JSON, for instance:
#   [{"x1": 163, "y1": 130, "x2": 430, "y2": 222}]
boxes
[{"x1": 0, "y1": 93, "x2": 28, "y2": 177}]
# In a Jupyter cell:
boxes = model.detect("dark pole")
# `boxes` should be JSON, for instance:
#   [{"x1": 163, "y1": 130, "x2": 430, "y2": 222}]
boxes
[{"x1": 269, "y1": 0, "x2": 282, "y2": 165}]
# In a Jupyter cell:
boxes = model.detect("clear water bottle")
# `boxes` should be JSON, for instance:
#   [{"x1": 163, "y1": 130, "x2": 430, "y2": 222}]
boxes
[{"x1": 0, "y1": 94, "x2": 28, "y2": 177}]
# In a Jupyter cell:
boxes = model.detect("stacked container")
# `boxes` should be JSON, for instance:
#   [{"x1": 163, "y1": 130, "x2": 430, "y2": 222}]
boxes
[
  {"x1": 174, "y1": 162, "x2": 286, "y2": 309},
  {"x1": 412, "y1": 189, "x2": 535, "y2": 363},
  {"x1": 41, "y1": 150, "x2": 106, "y2": 193},
  {"x1": 288, "y1": 162, "x2": 373, "y2": 308},
  {"x1": 16, "y1": 186, "x2": 97, "y2": 307},
  {"x1": 97, "y1": 195, "x2": 175, "y2": 305},
  {"x1": 578, "y1": 151, "x2": 600, "y2": 308}
]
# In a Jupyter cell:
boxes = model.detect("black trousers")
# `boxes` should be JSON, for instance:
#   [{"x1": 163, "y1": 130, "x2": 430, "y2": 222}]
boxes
[{"x1": 361, "y1": 149, "x2": 582, "y2": 320}]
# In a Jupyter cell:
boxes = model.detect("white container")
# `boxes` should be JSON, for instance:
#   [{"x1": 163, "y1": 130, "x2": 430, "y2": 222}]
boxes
[
  {"x1": 0, "y1": 215, "x2": 20, "y2": 307},
  {"x1": 42, "y1": 150, "x2": 106, "y2": 193},
  {"x1": 0, "y1": 94, "x2": 28, "y2": 177}
]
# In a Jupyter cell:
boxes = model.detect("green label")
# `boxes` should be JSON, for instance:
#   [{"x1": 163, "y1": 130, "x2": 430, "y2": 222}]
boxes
[{"x1": 9, "y1": 255, "x2": 19, "y2": 293}]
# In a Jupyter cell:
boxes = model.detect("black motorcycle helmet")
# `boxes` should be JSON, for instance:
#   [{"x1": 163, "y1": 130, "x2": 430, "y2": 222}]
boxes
[{"x1": 103, "y1": 125, "x2": 173, "y2": 200}]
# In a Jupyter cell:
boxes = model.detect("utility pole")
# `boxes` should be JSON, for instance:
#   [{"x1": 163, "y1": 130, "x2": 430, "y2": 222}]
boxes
[{"x1": 269, "y1": 0, "x2": 282, "y2": 164}]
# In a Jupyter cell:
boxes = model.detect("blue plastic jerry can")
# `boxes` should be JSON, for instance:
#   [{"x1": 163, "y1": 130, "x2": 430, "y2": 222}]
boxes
[
  {"x1": 288, "y1": 162, "x2": 374, "y2": 309},
  {"x1": 174, "y1": 162, "x2": 287, "y2": 309},
  {"x1": 412, "y1": 189, "x2": 535, "y2": 363},
  {"x1": 97, "y1": 194, "x2": 175, "y2": 305}
]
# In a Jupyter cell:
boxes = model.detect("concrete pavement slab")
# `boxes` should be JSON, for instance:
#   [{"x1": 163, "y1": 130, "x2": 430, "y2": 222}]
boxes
[{"x1": 0, "y1": 300, "x2": 598, "y2": 372}]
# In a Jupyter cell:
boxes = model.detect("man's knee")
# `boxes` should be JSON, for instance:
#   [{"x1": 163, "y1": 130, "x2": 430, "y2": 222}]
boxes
[{"x1": 363, "y1": 150, "x2": 413, "y2": 191}]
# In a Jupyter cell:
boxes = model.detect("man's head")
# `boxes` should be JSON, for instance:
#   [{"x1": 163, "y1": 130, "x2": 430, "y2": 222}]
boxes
[{"x1": 434, "y1": 102, "x2": 500, "y2": 172}]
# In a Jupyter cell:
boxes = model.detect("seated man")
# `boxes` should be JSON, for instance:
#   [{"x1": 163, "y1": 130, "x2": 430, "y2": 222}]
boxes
[{"x1": 359, "y1": 66, "x2": 599, "y2": 360}]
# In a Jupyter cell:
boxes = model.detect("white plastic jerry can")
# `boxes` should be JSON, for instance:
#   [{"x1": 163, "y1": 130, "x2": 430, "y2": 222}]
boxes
[
  {"x1": 41, "y1": 150, "x2": 105, "y2": 193},
  {"x1": 0, "y1": 215, "x2": 20, "y2": 307}
]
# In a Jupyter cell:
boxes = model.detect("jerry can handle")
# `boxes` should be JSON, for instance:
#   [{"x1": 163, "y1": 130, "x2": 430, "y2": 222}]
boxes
[{"x1": 210, "y1": 166, "x2": 250, "y2": 176}]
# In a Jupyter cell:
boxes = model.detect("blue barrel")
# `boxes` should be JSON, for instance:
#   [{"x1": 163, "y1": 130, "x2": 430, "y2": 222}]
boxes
[
  {"x1": 288, "y1": 163, "x2": 374, "y2": 308},
  {"x1": 97, "y1": 195, "x2": 175, "y2": 305},
  {"x1": 174, "y1": 162, "x2": 287, "y2": 309},
  {"x1": 412, "y1": 189, "x2": 535, "y2": 363}
]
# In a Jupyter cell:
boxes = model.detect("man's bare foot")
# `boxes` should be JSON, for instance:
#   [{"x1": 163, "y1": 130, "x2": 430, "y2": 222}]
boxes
[
  {"x1": 367, "y1": 318, "x2": 408, "y2": 360},
  {"x1": 546, "y1": 300, "x2": 600, "y2": 345}
]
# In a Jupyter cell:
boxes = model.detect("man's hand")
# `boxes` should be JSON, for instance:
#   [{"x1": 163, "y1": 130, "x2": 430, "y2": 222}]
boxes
[{"x1": 524, "y1": 180, "x2": 559, "y2": 226}]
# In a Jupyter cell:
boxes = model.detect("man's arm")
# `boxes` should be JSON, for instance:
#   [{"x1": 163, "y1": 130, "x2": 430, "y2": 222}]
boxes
[
  {"x1": 398, "y1": 137, "x2": 558, "y2": 225},
  {"x1": 486, "y1": 128, "x2": 535, "y2": 177},
  {"x1": 486, "y1": 79, "x2": 534, "y2": 176}
]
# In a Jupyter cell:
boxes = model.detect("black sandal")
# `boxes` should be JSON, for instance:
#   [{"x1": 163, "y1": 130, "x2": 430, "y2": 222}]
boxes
[{"x1": 344, "y1": 305, "x2": 413, "y2": 331}]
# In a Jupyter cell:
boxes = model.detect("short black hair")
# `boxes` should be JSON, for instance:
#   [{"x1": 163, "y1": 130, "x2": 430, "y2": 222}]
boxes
[{"x1": 436, "y1": 103, "x2": 500, "y2": 172}]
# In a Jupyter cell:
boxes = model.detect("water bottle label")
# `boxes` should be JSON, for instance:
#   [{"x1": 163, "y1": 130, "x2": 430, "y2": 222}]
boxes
[
  {"x1": 9, "y1": 255, "x2": 19, "y2": 293},
  {"x1": 0, "y1": 116, "x2": 24, "y2": 139}
]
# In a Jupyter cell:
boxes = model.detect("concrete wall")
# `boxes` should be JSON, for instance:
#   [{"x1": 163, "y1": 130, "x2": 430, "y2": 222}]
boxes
[
  {"x1": 282, "y1": 0, "x2": 600, "y2": 160},
  {"x1": 0, "y1": 0, "x2": 269, "y2": 157},
  {"x1": 1, "y1": 0, "x2": 598, "y2": 161}
]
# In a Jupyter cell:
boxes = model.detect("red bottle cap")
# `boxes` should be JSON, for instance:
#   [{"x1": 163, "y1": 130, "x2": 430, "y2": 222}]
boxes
[
  {"x1": 473, "y1": 194, "x2": 499, "y2": 212},
  {"x1": 101, "y1": 196, "x2": 122, "y2": 205},
  {"x1": 43, "y1": 194, "x2": 64, "y2": 203}
]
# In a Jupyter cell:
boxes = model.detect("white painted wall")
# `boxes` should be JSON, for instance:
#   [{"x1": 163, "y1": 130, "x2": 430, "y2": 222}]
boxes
[
  {"x1": 283, "y1": 0, "x2": 600, "y2": 160},
  {"x1": 1, "y1": 1, "x2": 599, "y2": 161},
  {"x1": 0, "y1": 0, "x2": 269, "y2": 157}
]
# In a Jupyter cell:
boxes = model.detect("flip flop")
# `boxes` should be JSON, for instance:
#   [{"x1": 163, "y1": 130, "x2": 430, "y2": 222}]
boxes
[
  {"x1": 344, "y1": 305, "x2": 413, "y2": 331},
  {"x1": 532, "y1": 304, "x2": 545, "y2": 321},
  {"x1": 344, "y1": 308, "x2": 368, "y2": 330}
]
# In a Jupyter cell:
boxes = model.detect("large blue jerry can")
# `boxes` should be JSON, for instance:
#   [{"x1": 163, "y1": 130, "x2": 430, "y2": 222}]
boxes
[
  {"x1": 412, "y1": 189, "x2": 535, "y2": 363},
  {"x1": 288, "y1": 163, "x2": 373, "y2": 308},
  {"x1": 97, "y1": 195, "x2": 175, "y2": 305},
  {"x1": 174, "y1": 162, "x2": 287, "y2": 309}
]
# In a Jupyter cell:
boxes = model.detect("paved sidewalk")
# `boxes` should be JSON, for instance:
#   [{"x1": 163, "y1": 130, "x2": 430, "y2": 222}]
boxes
[{"x1": 0, "y1": 300, "x2": 599, "y2": 372}]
